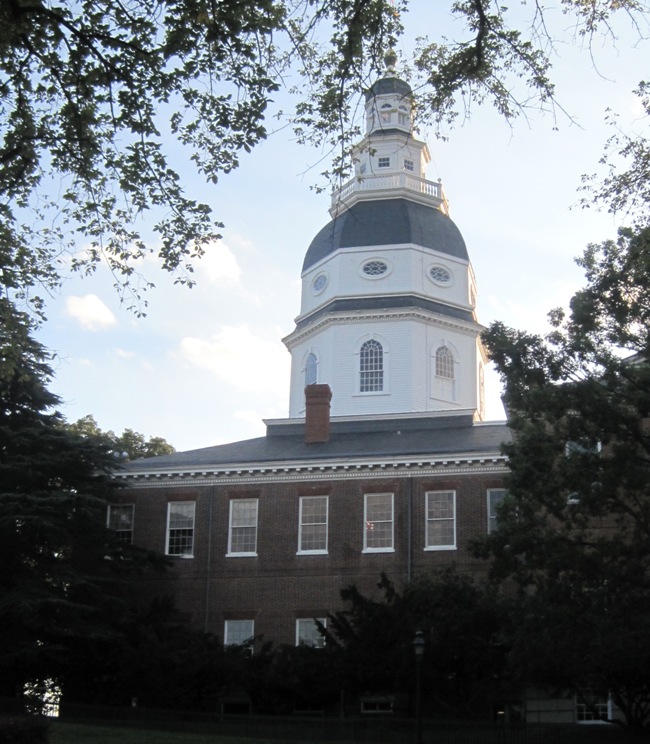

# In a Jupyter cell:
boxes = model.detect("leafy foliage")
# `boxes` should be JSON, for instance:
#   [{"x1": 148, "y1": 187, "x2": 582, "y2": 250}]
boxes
[
  {"x1": 323, "y1": 571, "x2": 512, "y2": 719},
  {"x1": 68, "y1": 414, "x2": 175, "y2": 460},
  {"x1": 1, "y1": 1, "x2": 645, "y2": 313},
  {"x1": 480, "y1": 226, "x2": 650, "y2": 728},
  {"x1": 581, "y1": 81, "x2": 650, "y2": 227}
]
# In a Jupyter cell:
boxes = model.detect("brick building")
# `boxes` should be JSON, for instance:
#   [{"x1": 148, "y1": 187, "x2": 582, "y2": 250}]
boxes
[{"x1": 115, "y1": 63, "x2": 511, "y2": 660}]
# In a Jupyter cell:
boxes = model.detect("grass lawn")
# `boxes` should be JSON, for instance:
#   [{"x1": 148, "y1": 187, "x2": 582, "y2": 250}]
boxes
[{"x1": 50, "y1": 721, "x2": 267, "y2": 744}]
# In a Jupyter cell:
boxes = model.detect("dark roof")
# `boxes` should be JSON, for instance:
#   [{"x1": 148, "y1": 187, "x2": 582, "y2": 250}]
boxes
[
  {"x1": 121, "y1": 415, "x2": 510, "y2": 473},
  {"x1": 294, "y1": 294, "x2": 476, "y2": 331},
  {"x1": 365, "y1": 76, "x2": 412, "y2": 100},
  {"x1": 303, "y1": 199, "x2": 468, "y2": 272}
]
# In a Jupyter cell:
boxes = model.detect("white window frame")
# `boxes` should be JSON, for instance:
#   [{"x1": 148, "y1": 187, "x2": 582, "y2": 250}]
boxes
[
  {"x1": 377, "y1": 156, "x2": 390, "y2": 168},
  {"x1": 435, "y1": 345, "x2": 454, "y2": 379},
  {"x1": 575, "y1": 690, "x2": 612, "y2": 723},
  {"x1": 298, "y1": 495, "x2": 328, "y2": 555},
  {"x1": 107, "y1": 503, "x2": 134, "y2": 544},
  {"x1": 227, "y1": 498, "x2": 258, "y2": 556},
  {"x1": 487, "y1": 489, "x2": 507, "y2": 534},
  {"x1": 296, "y1": 618, "x2": 327, "y2": 648},
  {"x1": 359, "y1": 338, "x2": 384, "y2": 393},
  {"x1": 404, "y1": 158, "x2": 414, "y2": 172},
  {"x1": 224, "y1": 619, "x2": 255, "y2": 650},
  {"x1": 425, "y1": 491, "x2": 456, "y2": 550},
  {"x1": 363, "y1": 493, "x2": 394, "y2": 553},
  {"x1": 165, "y1": 501, "x2": 195, "y2": 557}
]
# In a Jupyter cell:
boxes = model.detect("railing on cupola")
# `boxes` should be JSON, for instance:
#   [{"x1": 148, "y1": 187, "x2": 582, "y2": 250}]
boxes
[{"x1": 330, "y1": 171, "x2": 450, "y2": 218}]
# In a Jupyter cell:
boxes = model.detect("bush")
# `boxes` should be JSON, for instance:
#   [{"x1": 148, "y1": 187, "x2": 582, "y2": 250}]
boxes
[{"x1": 0, "y1": 717, "x2": 50, "y2": 744}]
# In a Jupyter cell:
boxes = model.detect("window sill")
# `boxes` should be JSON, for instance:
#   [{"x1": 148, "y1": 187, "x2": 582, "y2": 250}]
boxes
[
  {"x1": 167, "y1": 554, "x2": 194, "y2": 559},
  {"x1": 226, "y1": 552, "x2": 258, "y2": 558},
  {"x1": 362, "y1": 548, "x2": 395, "y2": 554},
  {"x1": 424, "y1": 545, "x2": 457, "y2": 552},
  {"x1": 297, "y1": 550, "x2": 328, "y2": 556}
]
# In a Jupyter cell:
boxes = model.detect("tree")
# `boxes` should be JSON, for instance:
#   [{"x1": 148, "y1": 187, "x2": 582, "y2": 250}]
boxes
[
  {"x1": 1, "y1": 1, "x2": 646, "y2": 314},
  {"x1": 323, "y1": 571, "x2": 512, "y2": 719},
  {"x1": 581, "y1": 81, "x2": 650, "y2": 229},
  {"x1": 0, "y1": 298, "x2": 166, "y2": 699},
  {"x1": 480, "y1": 225, "x2": 650, "y2": 728},
  {"x1": 68, "y1": 414, "x2": 175, "y2": 460}
]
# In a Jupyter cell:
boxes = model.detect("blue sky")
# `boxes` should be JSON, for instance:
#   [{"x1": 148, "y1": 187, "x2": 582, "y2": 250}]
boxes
[{"x1": 37, "y1": 4, "x2": 648, "y2": 452}]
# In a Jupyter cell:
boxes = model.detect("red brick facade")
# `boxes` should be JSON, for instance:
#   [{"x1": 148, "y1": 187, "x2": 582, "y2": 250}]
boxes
[{"x1": 119, "y1": 465, "x2": 507, "y2": 646}]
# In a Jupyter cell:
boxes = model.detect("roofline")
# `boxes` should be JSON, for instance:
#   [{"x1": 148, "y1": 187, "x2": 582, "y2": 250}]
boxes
[{"x1": 116, "y1": 450, "x2": 509, "y2": 487}]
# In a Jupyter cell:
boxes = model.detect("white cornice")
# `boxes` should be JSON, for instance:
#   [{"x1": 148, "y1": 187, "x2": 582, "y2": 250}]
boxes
[
  {"x1": 116, "y1": 451, "x2": 508, "y2": 488},
  {"x1": 283, "y1": 304, "x2": 483, "y2": 349}
]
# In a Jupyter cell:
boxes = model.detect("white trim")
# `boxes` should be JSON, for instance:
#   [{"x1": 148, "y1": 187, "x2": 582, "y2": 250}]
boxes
[
  {"x1": 297, "y1": 495, "x2": 329, "y2": 555},
  {"x1": 227, "y1": 498, "x2": 258, "y2": 557},
  {"x1": 295, "y1": 618, "x2": 327, "y2": 647},
  {"x1": 424, "y1": 490, "x2": 457, "y2": 550},
  {"x1": 165, "y1": 501, "x2": 195, "y2": 558},
  {"x1": 363, "y1": 492, "x2": 394, "y2": 553},
  {"x1": 119, "y1": 453, "x2": 509, "y2": 486}
]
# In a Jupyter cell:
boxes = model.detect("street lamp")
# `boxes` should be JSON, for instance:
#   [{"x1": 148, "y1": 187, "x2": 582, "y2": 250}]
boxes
[{"x1": 413, "y1": 630, "x2": 425, "y2": 744}]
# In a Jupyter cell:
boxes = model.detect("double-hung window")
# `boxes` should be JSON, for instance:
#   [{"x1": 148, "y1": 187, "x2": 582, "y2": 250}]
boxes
[
  {"x1": 166, "y1": 502, "x2": 195, "y2": 557},
  {"x1": 228, "y1": 499, "x2": 258, "y2": 556},
  {"x1": 225, "y1": 619, "x2": 254, "y2": 649},
  {"x1": 296, "y1": 618, "x2": 327, "y2": 648},
  {"x1": 425, "y1": 491, "x2": 456, "y2": 550},
  {"x1": 364, "y1": 493, "x2": 394, "y2": 552},
  {"x1": 298, "y1": 496, "x2": 328, "y2": 554},
  {"x1": 107, "y1": 504, "x2": 134, "y2": 544},
  {"x1": 487, "y1": 489, "x2": 507, "y2": 534}
]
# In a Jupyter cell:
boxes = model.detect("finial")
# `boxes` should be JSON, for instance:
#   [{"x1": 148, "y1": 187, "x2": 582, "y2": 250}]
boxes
[{"x1": 384, "y1": 48, "x2": 397, "y2": 74}]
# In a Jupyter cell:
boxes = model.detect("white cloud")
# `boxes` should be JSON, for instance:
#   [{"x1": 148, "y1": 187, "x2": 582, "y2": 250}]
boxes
[
  {"x1": 115, "y1": 348, "x2": 136, "y2": 359},
  {"x1": 195, "y1": 240, "x2": 242, "y2": 286},
  {"x1": 65, "y1": 294, "x2": 117, "y2": 330},
  {"x1": 180, "y1": 325, "x2": 290, "y2": 393}
]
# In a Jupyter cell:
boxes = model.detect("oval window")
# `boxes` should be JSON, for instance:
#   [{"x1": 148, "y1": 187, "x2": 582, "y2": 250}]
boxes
[
  {"x1": 429, "y1": 265, "x2": 452, "y2": 285},
  {"x1": 312, "y1": 273, "x2": 328, "y2": 293},
  {"x1": 362, "y1": 260, "x2": 388, "y2": 277}
]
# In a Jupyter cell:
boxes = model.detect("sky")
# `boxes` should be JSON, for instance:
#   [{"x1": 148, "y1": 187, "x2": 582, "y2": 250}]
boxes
[{"x1": 36, "y1": 4, "x2": 648, "y2": 453}]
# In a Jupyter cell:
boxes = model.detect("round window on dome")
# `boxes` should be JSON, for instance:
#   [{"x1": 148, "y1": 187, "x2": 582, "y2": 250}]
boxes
[
  {"x1": 428, "y1": 265, "x2": 452, "y2": 285},
  {"x1": 312, "y1": 273, "x2": 328, "y2": 293},
  {"x1": 362, "y1": 260, "x2": 389, "y2": 277}
]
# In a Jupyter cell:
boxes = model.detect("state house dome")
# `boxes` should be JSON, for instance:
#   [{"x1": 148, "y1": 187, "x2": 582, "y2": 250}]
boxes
[{"x1": 302, "y1": 197, "x2": 468, "y2": 272}]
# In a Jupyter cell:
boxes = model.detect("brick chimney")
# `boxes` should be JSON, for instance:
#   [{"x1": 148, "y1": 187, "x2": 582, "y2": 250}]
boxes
[{"x1": 304, "y1": 384, "x2": 332, "y2": 444}]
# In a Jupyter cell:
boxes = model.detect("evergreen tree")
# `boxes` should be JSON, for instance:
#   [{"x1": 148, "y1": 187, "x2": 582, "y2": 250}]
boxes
[{"x1": 0, "y1": 298, "x2": 164, "y2": 698}]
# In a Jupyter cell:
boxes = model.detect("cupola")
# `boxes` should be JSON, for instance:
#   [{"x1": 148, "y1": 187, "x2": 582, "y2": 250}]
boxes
[{"x1": 283, "y1": 61, "x2": 487, "y2": 422}]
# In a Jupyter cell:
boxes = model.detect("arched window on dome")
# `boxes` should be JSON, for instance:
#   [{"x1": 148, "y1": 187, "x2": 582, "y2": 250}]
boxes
[
  {"x1": 433, "y1": 345, "x2": 456, "y2": 401},
  {"x1": 305, "y1": 352, "x2": 318, "y2": 387},
  {"x1": 360, "y1": 339, "x2": 383, "y2": 393},
  {"x1": 435, "y1": 346, "x2": 454, "y2": 380}
]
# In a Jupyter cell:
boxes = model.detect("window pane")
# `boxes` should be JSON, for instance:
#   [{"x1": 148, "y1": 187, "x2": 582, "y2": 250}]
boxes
[
  {"x1": 487, "y1": 489, "x2": 506, "y2": 533},
  {"x1": 229, "y1": 500, "x2": 258, "y2": 554},
  {"x1": 426, "y1": 491, "x2": 455, "y2": 548},
  {"x1": 305, "y1": 353, "x2": 318, "y2": 385},
  {"x1": 108, "y1": 504, "x2": 134, "y2": 543},
  {"x1": 435, "y1": 346, "x2": 454, "y2": 379},
  {"x1": 299, "y1": 496, "x2": 327, "y2": 552},
  {"x1": 167, "y1": 502, "x2": 195, "y2": 556},
  {"x1": 365, "y1": 494, "x2": 393, "y2": 550},
  {"x1": 360, "y1": 340, "x2": 384, "y2": 393},
  {"x1": 225, "y1": 620, "x2": 254, "y2": 646},
  {"x1": 296, "y1": 619, "x2": 326, "y2": 648}
]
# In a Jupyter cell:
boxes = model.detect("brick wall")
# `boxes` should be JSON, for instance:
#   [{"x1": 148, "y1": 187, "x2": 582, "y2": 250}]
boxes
[{"x1": 120, "y1": 469, "x2": 504, "y2": 646}]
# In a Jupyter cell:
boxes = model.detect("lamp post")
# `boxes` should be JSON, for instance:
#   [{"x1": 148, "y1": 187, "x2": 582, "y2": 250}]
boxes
[{"x1": 413, "y1": 630, "x2": 425, "y2": 744}]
